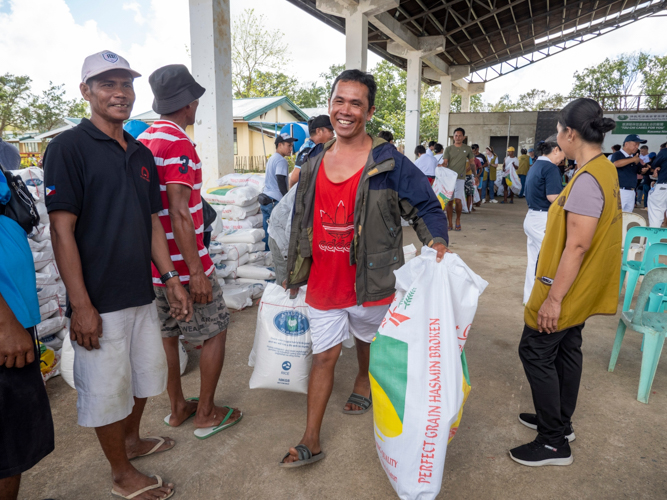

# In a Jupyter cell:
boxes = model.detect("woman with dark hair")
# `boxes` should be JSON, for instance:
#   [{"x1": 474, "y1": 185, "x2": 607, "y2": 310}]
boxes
[
  {"x1": 510, "y1": 98, "x2": 620, "y2": 467},
  {"x1": 521, "y1": 135, "x2": 565, "y2": 304}
]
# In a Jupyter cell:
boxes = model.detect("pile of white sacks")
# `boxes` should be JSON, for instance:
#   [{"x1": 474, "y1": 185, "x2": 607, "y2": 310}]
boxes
[
  {"x1": 203, "y1": 173, "x2": 276, "y2": 311},
  {"x1": 11, "y1": 167, "x2": 66, "y2": 381}
]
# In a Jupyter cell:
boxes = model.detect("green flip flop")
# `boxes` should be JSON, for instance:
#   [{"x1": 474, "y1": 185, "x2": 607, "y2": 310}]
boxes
[
  {"x1": 193, "y1": 406, "x2": 243, "y2": 440},
  {"x1": 163, "y1": 397, "x2": 199, "y2": 427}
]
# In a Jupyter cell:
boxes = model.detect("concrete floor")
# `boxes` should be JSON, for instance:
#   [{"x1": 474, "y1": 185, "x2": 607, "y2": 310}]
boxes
[{"x1": 22, "y1": 199, "x2": 667, "y2": 500}]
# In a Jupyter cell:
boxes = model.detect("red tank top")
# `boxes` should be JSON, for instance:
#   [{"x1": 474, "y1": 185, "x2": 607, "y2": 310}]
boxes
[{"x1": 306, "y1": 161, "x2": 393, "y2": 310}]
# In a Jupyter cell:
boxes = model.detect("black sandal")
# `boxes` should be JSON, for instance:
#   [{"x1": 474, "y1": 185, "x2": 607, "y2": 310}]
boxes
[
  {"x1": 343, "y1": 392, "x2": 372, "y2": 415},
  {"x1": 279, "y1": 444, "x2": 325, "y2": 468}
]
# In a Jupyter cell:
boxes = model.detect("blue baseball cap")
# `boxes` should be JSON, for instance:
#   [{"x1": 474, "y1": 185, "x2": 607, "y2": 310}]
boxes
[
  {"x1": 528, "y1": 148, "x2": 534, "y2": 152},
  {"x1": 649, "y1": 152, "x2": 657, "y2": 159},
  {"x1": 624, "y1": 134, "x2": 647, "y2": 144}
]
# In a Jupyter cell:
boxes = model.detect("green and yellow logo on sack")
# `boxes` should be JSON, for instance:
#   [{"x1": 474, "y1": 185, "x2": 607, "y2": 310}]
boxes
[{"x1": 370, "y1": 287, "x2": 415, "y2": 440}]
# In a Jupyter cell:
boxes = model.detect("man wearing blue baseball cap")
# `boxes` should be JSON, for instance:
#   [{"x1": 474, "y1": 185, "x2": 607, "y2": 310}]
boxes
[
  {"x1": 610, "y1": 134, "x2": 649, "y2": 212},
  {"x1": 647, "y1": 139, "x2": 667, "y2": 227}
]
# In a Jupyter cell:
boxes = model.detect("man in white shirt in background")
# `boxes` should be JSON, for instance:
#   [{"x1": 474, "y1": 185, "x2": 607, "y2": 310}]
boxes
[{"x1": 414, "y1": 144, "x2": 437, "y2": 184}]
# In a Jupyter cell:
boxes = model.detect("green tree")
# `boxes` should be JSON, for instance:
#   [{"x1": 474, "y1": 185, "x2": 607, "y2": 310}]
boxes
[
  {"x1": 515, "y1": 89, "x2": 565, "y2": 111},
  {"x1": 0, "y1": 73, "x2": 32, "y2": 134},
  {"x1": 232, "y1": 8, "x2": 290, "y2": 98},
  {"x1": 450, "y1": 93, "x2": 484, "y2": 112},
  {"x1": 485, "y1": 94, "x2": 518, "y2": 112},
  {"x1": 319, "y1": 64, "x2": 346, "y2": 101},
  {"x1": 641, "y1": 55, "x2": 667, "y2": 110},
  {"x1": 244, "y1": 71, "x2": 298, "y2": 99},
  {"x1": 292, "y1": 82, "x2": 327, "y2": 109},
  {"x1": 29, "y1": 82, "x2": 90, "y2": 133}
]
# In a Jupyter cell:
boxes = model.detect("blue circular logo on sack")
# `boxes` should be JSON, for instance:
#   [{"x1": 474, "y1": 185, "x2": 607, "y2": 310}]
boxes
[
  {"x1": 24, "y1": 179, "x2": 43, "y2": 187},
  {"x1": 273, "y1": 311, "x2": 309, "y2": 336},
  {"x1": 282, "y1": 361, "x2": 291, "y2": 370}
]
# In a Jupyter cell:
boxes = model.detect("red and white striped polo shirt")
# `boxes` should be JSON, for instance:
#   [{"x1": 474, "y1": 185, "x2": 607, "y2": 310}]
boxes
[{"x1": 139, "y1": 120, "x2": 214, "y2": 286}]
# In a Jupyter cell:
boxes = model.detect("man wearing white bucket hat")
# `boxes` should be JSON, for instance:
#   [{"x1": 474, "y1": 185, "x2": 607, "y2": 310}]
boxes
[{"x1": 45, "y1": 50, "x2": 192, "y2": 500}]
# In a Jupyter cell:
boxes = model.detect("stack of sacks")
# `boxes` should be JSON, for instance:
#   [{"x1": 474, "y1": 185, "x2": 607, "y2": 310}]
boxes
[
  {"x1": 11, "y1": 167, "x2": 68, "y2": 354},
  {"x1": 213, "y1": 228, "x2": 276, "y2": 305},
  {"x1": 203, "y1": 173, "x2": 266, "y2": 232}
]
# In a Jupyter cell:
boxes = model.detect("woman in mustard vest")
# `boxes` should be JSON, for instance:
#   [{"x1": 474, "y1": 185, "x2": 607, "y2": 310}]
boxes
[{"x1": 510, "y1": 98, "x2": 620, "y2": 467}]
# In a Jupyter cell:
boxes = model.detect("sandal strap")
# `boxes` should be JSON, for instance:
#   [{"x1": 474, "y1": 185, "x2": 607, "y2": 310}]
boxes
[
  {"x1": 346, "y1": 393, "x2": 372, "y2": 409},
  {"x1": 141, "y1": 437, "x2": 165, "y2": 457},
  {"x1": 120, "y1": 475, "x2": 163, "y2": 499},
  {"x1": 294, "y1": 444, "x2": 313, "y2": 461}
]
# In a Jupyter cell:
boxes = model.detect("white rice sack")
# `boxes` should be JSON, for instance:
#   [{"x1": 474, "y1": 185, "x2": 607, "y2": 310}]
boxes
[
  {"x1": 39, "y1": 299, "x2": 60, "y2": 322},
  {"x1": 30, "y1": 223, "x2": 51, "y2": 242},
  {"x1": 214, "y1": 202, "x2": 260, "y2": 220},
  {"x1": 37, "y1": 281, "x2": 66, "y2": 306},
  {"x1": 248, "y1": 284, "x2": 311, "y2": 393},
  {"x1": 221, "y1": 284, "x2": 254, "y2": 310},
  {"x1": 245, "y1": 242, "x2": 265, "y2": 253},
  {"x1": 60, "y1": 336, "x2": 75, "y2": 389},
  {"x1": 216, "y1": 228, "x2": 265, "y2": 244},
  {"x1": 236, "y1": 278, "x2": 269, "y2": 299},
  {"x1": 35, "y1": 263, "x2": 59, "y2": 286},
  {"x1": 211, "y1": 243, "x2": 248, "y2": 263},
  {"x1": 10, "y1": 167, "x2": 45, "y2": 201},
  {"x1": 403, "y1": 244, "x2": 417, "y2": 262},
  {"x1": 237, "y1": 265, "x2": 276, "y2": 280},
  {"x1": 32, "y1": 248, "x2": 54, "y2": 271},
  {"x1": 29, "y1": 238, "x2": 50, "y2": 252},
  {"x1": 216, "y1": 173, "x2": 252, "y2": 187},
  {"x1": 246, "y1": 174, "x2": 265, "y2": 191},
  {"x1": 221, "y1": 214, "x2": 262, "y2": 231},
  {"x1": 223, "y1": 278, "x2": 240, "y2": 285},
  {"x1": 205, "y1": 185, "x2": 259, "y2": 206},
  {"x1": 214, "y1": 253, "x2": 250, "y2": 278},
  {"x1": 247, "y1": 251, "x2": 268, "y2": 264},
  {"x1": 35, "y1": 200, "x2": 48, "y2": 221},
  {"x1": 208, "y1": 240, "x2": 226, "y2": 255},
  {"x1": 37, "y1": 315, "x2": 67, "y2": 338},
  {"x1": 210, "y1": 212, "x2": 223, "y2": 239},
  {"x1": 265, "y1": 252, "x2": 273, "y2": 266},
  {"x1": 179, "y1": 340, "x2": 188, "y2": 375}
]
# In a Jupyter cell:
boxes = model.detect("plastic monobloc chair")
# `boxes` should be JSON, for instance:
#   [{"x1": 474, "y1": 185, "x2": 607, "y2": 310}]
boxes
[
  {"x1": 623, "y1": 242, "x2": 667, "y2": 311},
  {"x1": 620, "y1": 228, "x2": 667, "y2": 309},
  {"x1": 622, "y1": 212, "x2": 647, "y2": 249},
  {"x1": 609, "y1": 267, "x2": 667, "y2": 403}
]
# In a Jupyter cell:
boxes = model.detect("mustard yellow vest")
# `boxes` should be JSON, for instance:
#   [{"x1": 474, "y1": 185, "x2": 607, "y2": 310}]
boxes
[{"x1": 525, "y1": 154, "x2": 622, "y2": 331}]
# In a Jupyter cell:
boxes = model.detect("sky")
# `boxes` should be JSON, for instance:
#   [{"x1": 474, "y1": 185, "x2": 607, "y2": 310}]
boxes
[{"x1": 2, "y1": 0, "x2": 667, "y2": 116}]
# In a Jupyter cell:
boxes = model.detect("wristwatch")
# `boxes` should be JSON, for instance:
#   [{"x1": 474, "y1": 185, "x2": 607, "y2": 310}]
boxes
[{"x1": 160, "y1": 270, "x2": 179, "y2": 284}]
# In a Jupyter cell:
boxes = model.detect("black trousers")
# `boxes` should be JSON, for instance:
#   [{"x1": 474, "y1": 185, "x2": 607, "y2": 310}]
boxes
[
  {"x1": 0, "y1": 327, "x2": 55, "y2": 479},
  {"x1": 518, "y1": 323, "x2": 584, "y2": 446}
]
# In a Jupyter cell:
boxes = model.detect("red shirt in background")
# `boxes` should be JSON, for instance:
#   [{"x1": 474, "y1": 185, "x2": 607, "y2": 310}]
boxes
[
  {"x1": 139, "y1": 120, "x2": 214, "y2": 286},
  {"x1": 306, "y1": 161, "x2": 393, "y2": 310}
]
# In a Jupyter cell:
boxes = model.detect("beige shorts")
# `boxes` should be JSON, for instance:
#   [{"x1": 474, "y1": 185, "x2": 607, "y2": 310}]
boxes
[{"x1": 71, "y1": 302, "x2": 167, "y2": 428}]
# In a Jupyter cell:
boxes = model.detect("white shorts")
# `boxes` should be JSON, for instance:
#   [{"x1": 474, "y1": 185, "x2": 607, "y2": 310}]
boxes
[
  {"x1": 308, "y1": 304, "x2": 390, "y2": 354},
  {"x1": 71, "y1": 302, "x2": 167, "y2": 427},
  {"x1": 453, "y1": 179, "x2": 465, "y2": 201},
  {"x1": 648, "y1": 184, "x2": 667, "y2": 228}
]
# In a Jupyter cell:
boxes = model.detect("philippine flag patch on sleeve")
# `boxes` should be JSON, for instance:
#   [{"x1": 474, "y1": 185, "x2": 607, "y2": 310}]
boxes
[{"x1": 46, "y1": 186, "x2": 56, "y2": 196}]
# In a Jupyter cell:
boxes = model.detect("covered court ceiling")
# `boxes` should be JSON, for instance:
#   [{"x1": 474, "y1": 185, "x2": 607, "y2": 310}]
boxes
[{"x1": 286, "y1": 0, "x2": 667, "y2": 83}]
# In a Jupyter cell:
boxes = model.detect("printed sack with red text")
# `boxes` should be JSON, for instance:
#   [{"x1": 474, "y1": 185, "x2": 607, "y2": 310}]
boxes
[
  {"x1": 432, "y1": 167, "x2": 458, "y2": 209},
  {"x1": 370, "y1": 248, "x2": 487, "y2": 500}
]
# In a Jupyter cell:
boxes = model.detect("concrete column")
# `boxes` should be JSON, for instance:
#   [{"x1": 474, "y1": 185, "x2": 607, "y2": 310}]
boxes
[
  {"x1": 189, "y1": 0, "x2": 234, "y2": 189},
  {"x1": 438, "y1": 75, "x2": 451, "y2": 146},
  {"x1": 345, "y1": 10, "x2": 368, "y2": 71},
  {"x1": 460, "y1": 89, "x2": 471, "y2": 113},
  {"x1": 404, "y1": 51, "x2": 422, "y2": 160}
]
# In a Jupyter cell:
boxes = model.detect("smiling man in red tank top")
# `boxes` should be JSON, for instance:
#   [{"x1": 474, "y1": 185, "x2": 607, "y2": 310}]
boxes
[{"x1": 280, "y1": 70, "x2": 450, "y2": 468}]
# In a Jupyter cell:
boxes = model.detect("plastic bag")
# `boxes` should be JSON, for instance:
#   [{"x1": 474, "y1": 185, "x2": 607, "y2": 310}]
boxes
[
  {"x1": 403, "y1": 244, "x2": 417, "y2": 262},
  {"x1": 221, "y1": 284, "x2": 254, "y2": 310},
  {"x1": 370, "y1": 248, "x2": 487, "y2": 500},
  {"x1": 506, "y1": 164, "x2": 522, "y2": 195},
  {"x1": 432, "y1": 168, "x2": 458, "y2": 209},
  {"x1": 248, "y1": 284, "x2": 312, "y2": 394}
]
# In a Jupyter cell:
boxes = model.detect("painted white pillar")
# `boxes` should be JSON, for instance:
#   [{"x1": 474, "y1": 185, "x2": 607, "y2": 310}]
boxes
[
  {"x1": 189, "y1": 0, "x2": 234, "y2": 189},
  {"x1": 460, "y1": 89, "x2": 471, "y2": 113},
  {"x1": 345, "y1": 10, "x2": 368, "y2": 71},
  {"x1": 438, "y1": 75, "x2": 451, "y2": 146},
  {"x1": 404, "y1": 51, "x2": 422, "y2": 160}
]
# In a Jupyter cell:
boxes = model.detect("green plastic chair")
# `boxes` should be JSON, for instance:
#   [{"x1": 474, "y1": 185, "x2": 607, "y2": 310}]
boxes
[
  {"x1": 622, "y1": 242, "x2": 667, "y2": 311},
  {"x1": 619, "y1": 228, "x2": 667, "y2": 310},
  {"x1": 609, "y1": 267, "x2": 667, "y2": 403}
]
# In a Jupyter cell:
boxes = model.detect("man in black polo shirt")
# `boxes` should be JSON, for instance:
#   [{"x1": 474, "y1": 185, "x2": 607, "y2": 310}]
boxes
[
  {"x1": 611, "y1": 134, "x2": 649, "y2": 212},
  {"x1": 647, "y1": 144, "x2": 667, "y2": 227},
  {"x1": 44, "y1": 50, "x2": 192, "y2": 500}
]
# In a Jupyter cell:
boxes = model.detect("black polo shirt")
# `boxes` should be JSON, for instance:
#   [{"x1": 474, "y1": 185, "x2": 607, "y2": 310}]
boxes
[
  {"x1": 44, "y1": 118, "x2": 162, "y2": 316},
  {"x1": 610, "y1": 149, "x2": 640, "y2": 189}
]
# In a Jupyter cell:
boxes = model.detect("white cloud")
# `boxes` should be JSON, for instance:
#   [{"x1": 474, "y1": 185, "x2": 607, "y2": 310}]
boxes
[{"x1": 122, "y1": 2, "x2": 145, "y2": 26}]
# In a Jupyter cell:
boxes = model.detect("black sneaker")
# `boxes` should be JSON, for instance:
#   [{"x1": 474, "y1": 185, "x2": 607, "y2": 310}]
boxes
[
  {"x1": 518, "y1": 413, "x2": 576, "y2": 442},
  {"x1": 509, "y1": 439, "x2": 573, "y2": 467}
]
